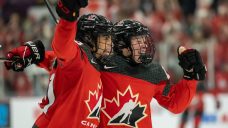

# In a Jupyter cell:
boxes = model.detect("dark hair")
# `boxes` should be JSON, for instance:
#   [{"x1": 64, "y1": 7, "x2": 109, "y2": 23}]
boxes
[{"x1": 76, "y1": 14, "x2": 113, "y2": 50}]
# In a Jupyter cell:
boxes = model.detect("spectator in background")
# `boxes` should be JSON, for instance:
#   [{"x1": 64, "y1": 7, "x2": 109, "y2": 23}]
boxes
[
  {"x1": 13, "y1": 73, "x2": 33, "y2": 96},
  {"x1": 107, "y1": 0, "x2": 144, "y2": 23},
  {"x1": 1, "y1": 0, "x2": 36, "y2": 22},
  {"x1": 0, "y1": 3, "x2": 54, "y2": 96},
  {"x1": 178, "y1": 0, "x2": 196, "y2": 19},
  {"x1": 179, "y1": 82, "x2": 221, "y2": 128},
  {"x1": 179, "y1": 82, "x2": 205, "y2": 128},
  {"x1": 211, "y1": 0, "x2": 228, "y2": 91},
  {"x1": 1, "y1": 13, "x2": 34, "y2": 96}
]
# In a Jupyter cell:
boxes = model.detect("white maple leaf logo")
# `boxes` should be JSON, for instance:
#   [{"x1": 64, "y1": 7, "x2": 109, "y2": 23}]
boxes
[
  {"x1": 101, "y1": 85, "x2": 147, "y2": 128},
  {"x1": 85, "y1": 80, "x2": 103, "y2": 120}
]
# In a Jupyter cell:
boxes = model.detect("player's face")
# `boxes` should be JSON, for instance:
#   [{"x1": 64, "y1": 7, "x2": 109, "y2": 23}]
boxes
[
  {"x1": 95, "y1": 34, "x2": 113, "y2": 58},
  {"x1": 130, "y1": 35, "x2": 148, "y2": 63}
]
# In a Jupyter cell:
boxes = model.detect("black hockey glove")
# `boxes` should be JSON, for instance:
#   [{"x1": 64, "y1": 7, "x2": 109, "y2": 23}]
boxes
[
  {"x1": 4, "y1": 40, "x2": 45, "y2": 72},
  {"x1": 56, "y1": 0, "x2": 88, "y2": 21},
  {"x1": 178, "y1": 47, "x2": 207, "y2": 80}
]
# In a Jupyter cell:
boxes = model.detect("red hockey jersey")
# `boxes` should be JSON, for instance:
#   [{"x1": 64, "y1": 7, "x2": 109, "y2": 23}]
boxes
[
  {"x1": 99, "y1": 55, "x2": 197, "y2": 128},
  {"x1": 35, "y1": 19, "x2": 102, "y2": 128}
]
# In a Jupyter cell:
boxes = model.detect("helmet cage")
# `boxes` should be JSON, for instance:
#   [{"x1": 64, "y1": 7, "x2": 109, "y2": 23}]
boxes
[
  {"x1": 130, "y1": 34, "x2": 155, "y2": 64},
  {"x1": 95, "y1": 35, "x2": 113, "y2": 59},
  {"x1": 113, "y1": 20, "x2": 155, "y2": 64},
  {"x1": 76, "y1": 14, "x2": 113, "y2": 52}
]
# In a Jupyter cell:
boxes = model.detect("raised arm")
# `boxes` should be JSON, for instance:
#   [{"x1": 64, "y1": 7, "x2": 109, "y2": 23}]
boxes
[
  {"x1": 52, "y1": 19, "x2": 77, "y2": 62},
  {"x1": 154, "y1": 79, "x2": 197, "y2": 114},
  {"x1": 52, "y1": 0, "x2": 88, "y2": 62},
  {"x1": 154, "y1": 46, "x2": 207, "y2": 114}
]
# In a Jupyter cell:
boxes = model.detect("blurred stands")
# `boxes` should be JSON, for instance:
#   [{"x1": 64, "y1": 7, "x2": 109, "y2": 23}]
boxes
[{"x1": 0, "y1": 0, "x2": 227, "y2": 96}]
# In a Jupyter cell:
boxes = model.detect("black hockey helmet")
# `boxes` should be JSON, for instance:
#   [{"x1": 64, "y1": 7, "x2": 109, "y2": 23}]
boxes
[
  {"x1": 76, "y1": 13, "x2": 113, "y2": 51},
  {"x1": 113, "y1": 19, "x2": 155, "y2": 64}
]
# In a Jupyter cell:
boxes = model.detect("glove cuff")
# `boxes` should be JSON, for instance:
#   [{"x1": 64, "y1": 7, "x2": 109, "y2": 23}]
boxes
[
  {"x1": 56, "y1": 0, "x2": 79, "y2": 21},
  {"x1": 183, "y1": 69, "x2": 194, "y2": 80},
  {"x1": 24, "y1": 40, "x2": 45, "y2": 64},
  {"x1": 182, "y1": 65, "x2": 207, "y2": 80}
]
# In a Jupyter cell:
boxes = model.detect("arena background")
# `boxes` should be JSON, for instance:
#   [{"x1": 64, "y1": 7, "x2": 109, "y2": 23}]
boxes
[{"x1": 0, "y1": 0, "x2": 227, "y2": 128}]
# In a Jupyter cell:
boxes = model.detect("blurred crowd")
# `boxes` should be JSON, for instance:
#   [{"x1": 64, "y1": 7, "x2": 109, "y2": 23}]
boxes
[{"x1": 0, "y1": 0, "x2": 227, "y2": 97}]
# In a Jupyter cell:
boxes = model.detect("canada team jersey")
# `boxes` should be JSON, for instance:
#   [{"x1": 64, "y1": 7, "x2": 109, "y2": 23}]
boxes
[
  {"x1": 35, "y1": 19, "x2": 102, "y2": 128},
  {"x1": 99, "y1": 55, "x2": 197, "y2": 128}
]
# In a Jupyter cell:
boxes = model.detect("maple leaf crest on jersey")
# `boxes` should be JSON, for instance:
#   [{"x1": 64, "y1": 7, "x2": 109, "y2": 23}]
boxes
[
  {"x1": 85, "y1": 80, "x2": 103, "y2": 120},
  {"x1": 101, "y1": 86, "x2": 147, "y2": 128}
]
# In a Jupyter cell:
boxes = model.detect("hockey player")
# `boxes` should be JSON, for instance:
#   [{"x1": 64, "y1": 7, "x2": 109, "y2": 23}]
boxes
[
  {"x1": 98, "y1": 19, "x2": 207, "y2": 128},
  {"x1": 4, "y1": 0, "x2": 113, "y2": 128},
  {"x1": 5, "y1": 19, "x2": 206, "y2": 128}
]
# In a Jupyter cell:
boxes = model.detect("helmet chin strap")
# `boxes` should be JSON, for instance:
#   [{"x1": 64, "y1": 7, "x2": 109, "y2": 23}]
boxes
[
  {"x1": 138, "y1": 54, "x2": 153, "y2": 64},
  {"x1": 97, "y1": 54, "x2": 117, "y2": 69}
]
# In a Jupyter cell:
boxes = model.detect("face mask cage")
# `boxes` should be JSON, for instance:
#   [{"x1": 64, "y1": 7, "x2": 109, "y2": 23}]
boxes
[
  {"x1": 130, "y1": 34, "x2": 155, "y2": 64},
  {"x1": 93, "y1": 22, "x2": 114, "y2": 58},
  {"x1": 77, "y1": 15, "x2": 113, "y2": 54},
  {"x1": 95, "y1": 34, "x2": 113, "y2": 59}
]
